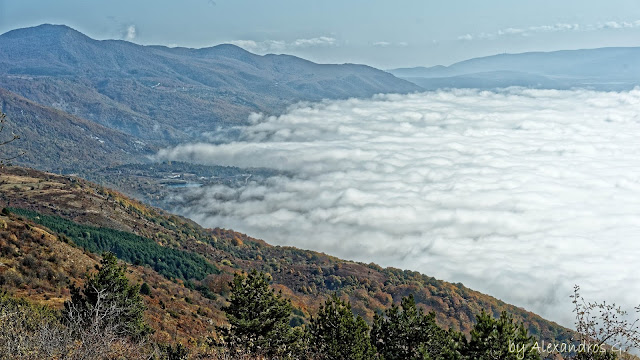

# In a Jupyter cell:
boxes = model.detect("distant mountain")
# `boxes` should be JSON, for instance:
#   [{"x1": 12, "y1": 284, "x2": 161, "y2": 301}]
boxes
[
  {"x1": 390, "y1": 47, "x2": 640, "y2": 90},
  {"x1": 0, "y1": 87, "x2": 153, "y2": 172},
  {"x1": 0, "y1": 24, "x2": 421, "y2": 144}
]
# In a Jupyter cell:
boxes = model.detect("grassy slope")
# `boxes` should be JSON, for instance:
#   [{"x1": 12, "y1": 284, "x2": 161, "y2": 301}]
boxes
[{"x1": 0, "y1": 165, "x2": 572, "y2": 345}]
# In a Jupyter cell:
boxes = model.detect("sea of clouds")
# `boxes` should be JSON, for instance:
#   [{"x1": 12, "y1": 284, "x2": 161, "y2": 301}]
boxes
[{"x1": 158, "y1": 88, "x2": 640, "y2": 326}]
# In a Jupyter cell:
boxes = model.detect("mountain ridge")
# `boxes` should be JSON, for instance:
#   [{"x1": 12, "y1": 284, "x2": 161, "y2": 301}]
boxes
[
  {"x1": 0, "y1": 24, "x2": 421, "y2": 144},
  {"x1": 390, "y1": 46, "x2": 640, "y2": 90}
]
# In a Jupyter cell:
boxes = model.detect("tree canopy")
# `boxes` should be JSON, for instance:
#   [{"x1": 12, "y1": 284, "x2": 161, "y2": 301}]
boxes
[
  {"x1": 218, "y1": 270, "x2": 302, "y2": 357},
  {"x1": 308, "y1": 293, "x2": 376, "y2": 359}
]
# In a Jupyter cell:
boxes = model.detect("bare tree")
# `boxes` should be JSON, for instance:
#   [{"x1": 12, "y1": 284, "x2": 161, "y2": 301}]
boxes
[
  {"x1": 0, "y1": 292, "x2": 155, "y2": 360},
  {"x1": 569, "y1": 285, "x2": 640, "y2": 360},
  {"x1": 0, "y1": 111, "x2": 24, "y2": 166},
  {"x1": 62, "y1": 284, "x2": 155, "y2": 359}
]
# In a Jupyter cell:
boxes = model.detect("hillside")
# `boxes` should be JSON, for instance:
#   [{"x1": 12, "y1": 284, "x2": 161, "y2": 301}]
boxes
[
  {"x1": 0, "y1": 87, "x2": 153, "y2": 172},
  {"x1": 0, "y1": 24, "x2": 421, "y2": 144},
  {"x1": 390, "y1": 47, "x2": 640, "y2": 90},
  {"x1": 0, "y1": 202, "x2": 227, "y2": 347},
  {"x1": 0, "y1": 165, "x2": 571, "y2": 351}
]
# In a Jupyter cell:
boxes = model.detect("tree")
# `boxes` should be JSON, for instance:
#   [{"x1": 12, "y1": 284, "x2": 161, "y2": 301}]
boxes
[
  {"x1": 371, "y1": 294, "x2": 464, "y2": 360},
  {"x1": 463, "y1": 310, "x2": 540, "y2": 360},
  {"x1": 218, "y1": 270, "x2": 301, "y2": 357},
  {"x1": 0, "y1": 111, "x2": 23, "y2": 166},
  {"x1": 140, "y1": 282, "x2": 151, "y2": 295},
  {"x1": 63, "y1": 252, "x2": 152, "y2": 341},
  {"x1": 307, "y1": 293, "x2": 376, "y2": 360},
  {"x1": 569, "y1": 285, "x2": 632, "y2": 360}
]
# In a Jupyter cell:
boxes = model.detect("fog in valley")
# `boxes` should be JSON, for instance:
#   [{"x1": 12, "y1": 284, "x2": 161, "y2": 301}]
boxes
[{"x1": 158, "y1": 88, "x2": 640, "y2": 326}]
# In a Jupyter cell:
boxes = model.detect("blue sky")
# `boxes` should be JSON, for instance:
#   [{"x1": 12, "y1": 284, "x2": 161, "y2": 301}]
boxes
[{"x1": 2, "y1": 0, "x2": 640, "y2": 68}]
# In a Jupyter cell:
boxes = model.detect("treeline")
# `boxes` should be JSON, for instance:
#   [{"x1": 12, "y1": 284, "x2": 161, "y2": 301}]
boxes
[
  {"x1": 8, "y1": 207, "x2": 218, "y2": 282},
  {"x1": 216, "y1": 270, "x2": 547, "y2": 360},
  {"x1": 216, "y1": 271, "x2": 627, "y2": 360},
  {"x1": 0, "y1": 251, "x2": 624, "y2": 359}
]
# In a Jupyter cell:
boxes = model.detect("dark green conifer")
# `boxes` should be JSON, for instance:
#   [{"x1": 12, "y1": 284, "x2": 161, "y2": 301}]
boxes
[
  {"x1": 219, "y1": 270, "x2": 300, "y2": 357},
  {"x1": 371, "y1": 294, "x2": 463, "y2": 360},
  {"x1": 463, "y1": 310, "x2": 540, "y2": 360},
  {"x1": 308, "y1": 293, "x2": 376, "y2": 360}
]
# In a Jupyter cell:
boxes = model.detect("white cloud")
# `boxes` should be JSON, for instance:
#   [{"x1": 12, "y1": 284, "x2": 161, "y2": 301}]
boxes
[
  {"x1": 460, "y1": 19, "x2": 640, "y2": 41},
  {"x1": 373, "y1": 41, "x2": 409, "y2": 47},
  {"x1": 292, "y1": 36, "x2": 336, "y2": 47},
  {"x1": 158, "y1": 88, "x2": 640, "y2": 327},
  {"x1": 229, "y1": 36, "x2": 337, "y2": 54},
  {"x1": 598, "y1": 20, "x2": 640, "y2": 30},
  {"x1": 123, "y1": 25, "x2": 136, "y2": 41}
]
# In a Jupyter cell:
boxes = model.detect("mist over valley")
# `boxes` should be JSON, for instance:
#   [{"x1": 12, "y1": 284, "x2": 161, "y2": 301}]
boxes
[{"x1": 158, "y1": 88, "x2": 640, "y2": 326}]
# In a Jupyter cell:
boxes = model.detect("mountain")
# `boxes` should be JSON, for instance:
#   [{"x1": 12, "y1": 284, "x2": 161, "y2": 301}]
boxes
[
  {"x1": 0, "y1": 24, "x2": 421, "y2": 144},
  {"x1": 0, "y1": 87, "x2": 153, "y2": 172},
  {"x1": 0, "y1": 165, "x2": 570, "y2": 352},
  {"x1": 390, "y1": 47, "x2": 640, "y2": 90}
]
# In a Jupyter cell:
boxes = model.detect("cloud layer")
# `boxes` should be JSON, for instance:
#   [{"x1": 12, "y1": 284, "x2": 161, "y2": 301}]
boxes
[
  {"x1": 229, "y1": 36, "x2": 336, "y2": 54},
  {"x1": 459, "y1": 19, "x2": 640, "y2": 41},
  {"x1": 158, "y1": 89, "x2": 640, "y2": 326}
]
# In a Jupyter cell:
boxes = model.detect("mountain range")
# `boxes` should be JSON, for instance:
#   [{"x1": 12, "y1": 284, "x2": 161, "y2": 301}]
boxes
[
  {"x1": 390, "y1": 47, "x2": 640, "y2": 90},
  {"x1": 0, "y1": 24, "x2": 420, "y2": 145}
]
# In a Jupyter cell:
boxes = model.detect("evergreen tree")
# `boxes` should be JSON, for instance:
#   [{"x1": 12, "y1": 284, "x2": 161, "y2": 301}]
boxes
[
  {"x1": 463, "y1": 310, "x2": 540, "y2": 360},
  {"x1": 308, "y1": 293, "x2": 376, "y2": 360},
  {"x1": 371, "y1": 294, "x2": 463, "y2": 360},
  {"x1": 219, "y1": 270, "x2": 301, "y2": 357},
  {"x1": 62, "y1": 252, "x2": 151, "y2": 340}
]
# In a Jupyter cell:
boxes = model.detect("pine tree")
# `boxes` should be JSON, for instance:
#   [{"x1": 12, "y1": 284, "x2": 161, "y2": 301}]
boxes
[
  {"x1": 308, "y1": 293, "x2": 376, "y2": 360},
  {"x1": 371, "y1": 294, "x2": 463, "y2": 360},
  {"x1": 463, "y1": 310, "x2": 540, "y2": 360},
  {"x1": 218, "y1": 270, "x2": 300, "y2": 357},
  {"x1": 62, "y1": 252, "x2": 151, "y2": 340}
]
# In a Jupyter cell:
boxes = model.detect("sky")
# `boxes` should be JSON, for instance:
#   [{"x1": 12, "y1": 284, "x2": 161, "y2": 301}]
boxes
[
  {"x1": 158, "y1": 88, "x2": 640, "y2": 327},
  {"x1": 2, "y1": 0, "x2": 640, "y2": 68}
]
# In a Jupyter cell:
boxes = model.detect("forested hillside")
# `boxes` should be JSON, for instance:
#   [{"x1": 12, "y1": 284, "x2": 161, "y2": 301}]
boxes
[
  {"x1": 0, "y1": 166, "x2": 570, "y2": 349},
  {"x1": 0, "y1": 88, "x2": 153, "y2": 172}
]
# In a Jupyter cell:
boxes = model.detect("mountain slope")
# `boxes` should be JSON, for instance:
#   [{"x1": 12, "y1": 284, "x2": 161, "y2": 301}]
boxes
[
  {"x1": 390, "y1": 47, "x2": 640, "y2": 90},
  {"x1": 0, "y1": 203, "x2": 226, "y2": 346},
  {"x1": 0, "y1": 87, "x2": 153, "y2": 172},
  {"x1": 0, "y1": 165, "x2": 571, "y2": 345},
  {"x1": 0, "y1": 24, "x2": 421, "y2": 144}
]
